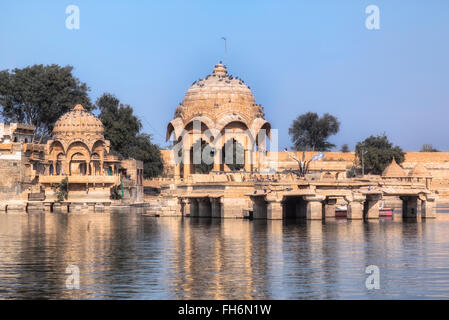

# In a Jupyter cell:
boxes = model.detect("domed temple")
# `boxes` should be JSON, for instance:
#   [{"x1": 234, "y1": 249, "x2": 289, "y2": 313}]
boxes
[
  {"x1": 47, "y1": 104, "x2": 114, "y2": 176},
  {"x1": 0, "y1": 62, "x2": 442, "y2": 220},
  {"x1": 38, "y1": 104, "x2": 144, "y2": 206},
  {"x1": 166, "y1": 63, "x2": 271, "y2": 179}
]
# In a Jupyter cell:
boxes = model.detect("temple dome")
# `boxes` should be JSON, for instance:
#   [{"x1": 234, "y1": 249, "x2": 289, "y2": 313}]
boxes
[
  {"x1": 53, "y1": 104, "x2": 104, "y2": 141},
  {"x1": 382, "y1": 158, "x2": 406, "y2": 177},
  {"x1": 409, "y1": 162, "x2": 431, "y2": 177},
  {"x1": 168, "y1": 63, "x2": 266, "y2": 139}
]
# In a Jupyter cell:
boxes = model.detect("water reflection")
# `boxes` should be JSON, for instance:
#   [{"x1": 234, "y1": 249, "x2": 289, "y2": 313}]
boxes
[{"x1": 0, "y1": 211, "x2": 449, "y2": 299}]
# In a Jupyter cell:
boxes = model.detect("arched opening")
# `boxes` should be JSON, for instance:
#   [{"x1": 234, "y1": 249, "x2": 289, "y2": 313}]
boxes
[
  {"x1": 56, "y1": 153, "x2": 65, "y2": 175},
  {"x1": 49, "y1": 141, "x2": 65, "y2": 156},
  {"x1": 282, "y1": 196, "x2": 307, "y2": 219},
  {"x1": 191, "y1": 139, "x2": 214, "y2": 174},
  {"x1": 67, "y1": 141, "x2": 90, "y2": 176},
  {"x1": 91, "y1": 153, "x2": 101, "y2": 175},
  {"x1": 222, "y1": 138, "x2": 245, "y2": 171},
  {"x1": 70, "y1": 153, "x2": 88, "y2": 176}
]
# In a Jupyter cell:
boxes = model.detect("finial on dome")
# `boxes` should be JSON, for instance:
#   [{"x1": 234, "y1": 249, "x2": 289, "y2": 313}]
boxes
[
  {"x1": 213, "y1": 62, "x2": 227, "y2": 76},
  {"x1": 73, "y1": 104, "x2": 85, "y2": 111}
]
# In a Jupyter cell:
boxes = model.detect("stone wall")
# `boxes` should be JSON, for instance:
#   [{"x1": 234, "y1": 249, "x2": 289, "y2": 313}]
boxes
[
  {"x1": 160, "y1": 150, "x2": 449, "y2": 187},
  {"x1": 0, "y1": 159, "x2": 32, "y2": 200}
]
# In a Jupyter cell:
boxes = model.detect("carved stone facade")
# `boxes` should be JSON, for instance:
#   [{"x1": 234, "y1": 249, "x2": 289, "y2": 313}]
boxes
[
  {"x1": 0, "y1": 104, "x2": 144, "y2": 208},
  {"x1": 166, "y1": 63, "x2": 271, "y2": 179},
  {"x1": 45, "y1": 104, "x2": 116, "y2": 177},
  {"x1": 38, "y1": 104, "x2": 143, "y2": 203}
]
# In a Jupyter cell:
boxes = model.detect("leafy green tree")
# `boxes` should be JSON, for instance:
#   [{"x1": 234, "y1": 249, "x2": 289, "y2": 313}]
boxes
[
  {"x1": 53, "y1": 177, "x2": 69, "y2": 202},
  {"x1": 96, "y1": 93, "x2": 163, "y2": 178},
  {"x1": 341, "y1": 144, "x2": 350, "y2": 153},
  {"x1": 355, "y1": 134, "x2": 405, "y2": 174},
  {"x1": 289, "y1": 112, "x2": 340, "y2": 151},
  {"x1": 127, "y1": 133, "x2": 164, "y2": 178},
  {"x1": 96, "y1": 93, "x2": 141, "y2": 154},
  {"x1": 0, "y1": 64, "x2": 92, "y2": 140},
  {"x1": 420, "y1": 144, "x2": 439, "y2": 152}
]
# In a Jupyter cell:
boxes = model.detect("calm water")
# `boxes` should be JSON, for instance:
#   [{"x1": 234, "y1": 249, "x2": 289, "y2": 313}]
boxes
[{"x1": 1, "y1": 210, "x2": 449, "y2": 299}]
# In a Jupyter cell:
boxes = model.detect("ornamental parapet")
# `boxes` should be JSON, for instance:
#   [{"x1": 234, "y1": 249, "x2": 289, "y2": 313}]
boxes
[{"x1": 39, "y1": 175, "x2": 120, "y2": 185}]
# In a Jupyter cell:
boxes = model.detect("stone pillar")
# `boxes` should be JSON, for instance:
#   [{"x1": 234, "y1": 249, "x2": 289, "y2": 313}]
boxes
[
  {"x1": 346, "y1": 194, "x2": 365, "y2": 220},
  {"x1": 324, "y1": 197, "x2": 337, "y2": 218},
  {"x1": 266, "y1": 200, "x2": 283, "y2": 220},
  {"x1": 183, "y1": 149, "x2": 191, "y2": 179},
  {"x1": 174, "y1": 163, "x2": 181, "y2": 181},
  {"x1": 211, "y1": 198, "x2": 221, "y2": 218},
  {"x1": 365, "y1": 195, "x2": 381, "y2": 219},
  {"x1": 244, "y1": 149, "x2": 252, "y2": 172},
  {"x1": 182, "y1": 198, "x2": 191, "y2": 216},
  {"x1": 305, "y1": 195, "x2": 324, "y2": 220},
  {"x1": 190, "y1": 198, "x2": 199, "y2": 217},
  {"x1": 213, "y1": 149, "x2": 221, "y2": 172},
  {"x1": 252, "y1": 197, "x2": 267, "y2": 219},
  {"x1": 401, "y1": 196, "x2": 418, "y2": 219},
  {"x1": 44, "y1": 202, "x2": 52, "y2": 212},
  {"x1": 425, "y1": 178, "x2": 432, "y2": 190},
  {"x1": 198, "y1": 198, "x2": 211, "y2": 218},
  {"x1": 421, "y1": 194, "x2": 437, "y2": 219}
]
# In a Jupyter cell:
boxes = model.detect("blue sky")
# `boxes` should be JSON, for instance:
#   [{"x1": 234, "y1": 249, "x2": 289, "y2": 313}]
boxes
[{"x1": 1, "y1": 0, "x2": 448, "y2": 151}]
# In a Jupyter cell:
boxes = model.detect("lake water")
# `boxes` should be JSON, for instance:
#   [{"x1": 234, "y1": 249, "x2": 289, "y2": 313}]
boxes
[{"x1": 1, "y1": 209, "x2": 449, "y2": 299}]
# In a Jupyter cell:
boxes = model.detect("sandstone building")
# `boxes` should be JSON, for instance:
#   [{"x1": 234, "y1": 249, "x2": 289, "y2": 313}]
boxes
[
  {"x1": 166, "y1": 63, "x2": 271, "y2": 179},
  {"x1": 148, "y1": 62, "x2": 445, "y2": 220},
  {"x1": 0, "y1": 105, "x2": 143, "y2": 211}
]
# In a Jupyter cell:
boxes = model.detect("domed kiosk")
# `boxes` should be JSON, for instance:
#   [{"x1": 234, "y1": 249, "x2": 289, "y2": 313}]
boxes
[
  {"x1": 166, "y1": 63, "x2": 272, "y2": 179},
  {"x1": 39, "y1": 104, "x2": 143, "y2": 205},
  {"x1": 47, "y1": 104, "x2": 114, "y2": 176}
]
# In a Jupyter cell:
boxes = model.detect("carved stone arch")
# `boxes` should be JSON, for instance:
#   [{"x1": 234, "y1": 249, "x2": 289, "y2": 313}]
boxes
[
  {"x1": 91, "y1": 152, "x2": 101, "y2": 160},
  {"x1": 66, "y1": 141, "x2": 91, "y2": 164},
  {"x1": 92, "y1": 140, "x2": 106, "y2": 154},
  {"x1": 56, "y1": 152, "x2": 66, "y2": 161},
  {"x1": 166, "y1": 118, "x2": 185, "y2": 142},
  {"x1": 49, "y1": 140, "x2": 65, "y2": 158},
  {"x1": 67, "y1": 138, "x2": 92, "y2": 153},
  {"x1": 216, "y1": 113, "x2": 250, "y2": 133},
  {"x1": 184, "y1": 116, "x2": 216, "y2": 133},
  {"x1": 250, "y1": 118, "x2": 272, "y2": 142}
]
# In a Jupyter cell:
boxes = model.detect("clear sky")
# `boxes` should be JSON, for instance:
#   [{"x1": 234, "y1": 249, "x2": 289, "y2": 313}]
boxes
[{"x1": 1, "y1": 0, "x2": 448, "y2": 151}]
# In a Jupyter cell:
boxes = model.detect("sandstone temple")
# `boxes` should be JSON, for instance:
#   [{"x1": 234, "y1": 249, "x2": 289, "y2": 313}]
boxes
[
  {"x1": 146, "y1": 62, "x2": 448, "y2": 220},
  {"x1": 1, "y1": 62, "x2": 449, "y2": 220},
  {"x1": 0, "y1": 105, "x2": 143, "y2": 213}
]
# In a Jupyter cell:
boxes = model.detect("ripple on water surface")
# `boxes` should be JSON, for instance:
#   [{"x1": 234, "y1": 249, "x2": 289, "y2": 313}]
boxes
[{"x1": 0, "y1": 210, "x2": 449, "y2": 299}]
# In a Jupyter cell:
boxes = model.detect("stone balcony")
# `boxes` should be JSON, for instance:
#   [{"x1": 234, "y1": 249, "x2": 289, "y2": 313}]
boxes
[{"x1": 39, "y1": 175, "x2": 120, "y2": 185}]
